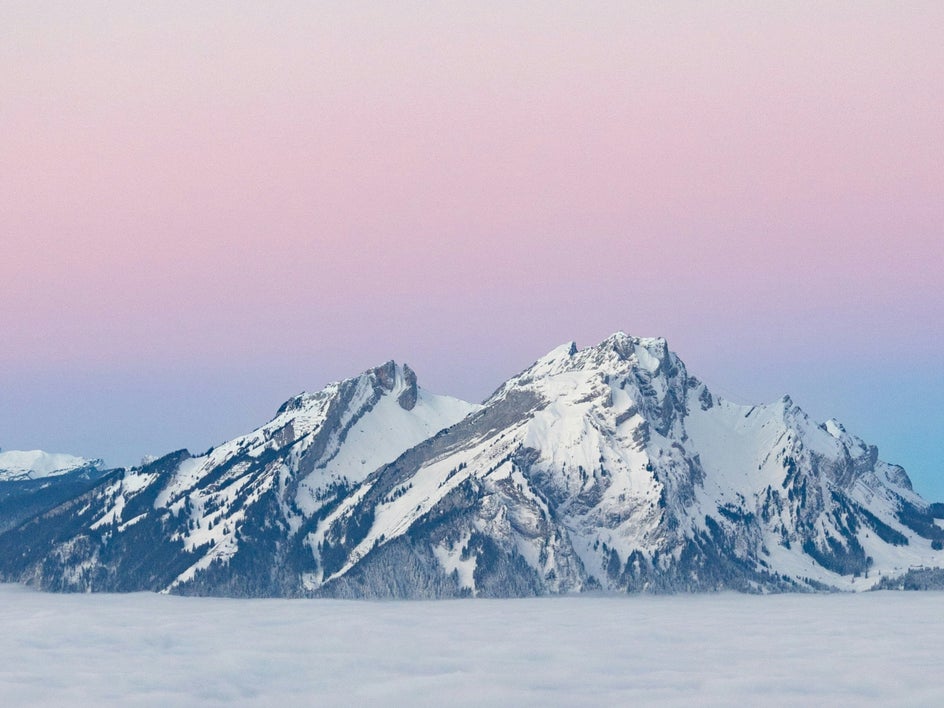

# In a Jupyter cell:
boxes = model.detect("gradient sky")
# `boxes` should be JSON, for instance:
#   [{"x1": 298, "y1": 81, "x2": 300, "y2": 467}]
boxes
[{"x1": 2, "y1": 3, "x2": 942, "y2": 496}]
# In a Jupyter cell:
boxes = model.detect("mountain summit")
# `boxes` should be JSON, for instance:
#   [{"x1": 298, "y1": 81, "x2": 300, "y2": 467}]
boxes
[{"x1": 1, "y1": 335, "x2": 940, "y2": 596}]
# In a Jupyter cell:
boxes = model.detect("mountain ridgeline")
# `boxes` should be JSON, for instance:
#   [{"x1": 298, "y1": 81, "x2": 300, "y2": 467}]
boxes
[{"x1": 1, "y1": 334, "x2": 941, "y2": 596}]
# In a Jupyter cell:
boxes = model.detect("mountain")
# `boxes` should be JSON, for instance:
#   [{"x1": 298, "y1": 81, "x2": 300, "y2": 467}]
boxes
[
  {"x1": 0, "y1": 451, "x2": 110, "y2": 533},
  {"x1": 0, "y1": 334, "x2": 940, "y2": 596},
  {"x1": 0, "y1": 362, "x2": 477, "y2": 594},
  {"x1": 310, "y1": 333, "x2": 942, "y2": 596},
  {"x1": 0, "y1": 450, "x2": 102, "y2": 482}
]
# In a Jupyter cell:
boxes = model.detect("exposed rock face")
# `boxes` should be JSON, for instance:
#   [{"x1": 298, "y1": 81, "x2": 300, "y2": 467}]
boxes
[
  {"x1": 397, "y1": 364, "x2": 418, "y2": 411},
  {"x1": 372, "y1": 361, "x2": 398, "y2": 391},
  {"x1": 0, "y1": 333, "x2": 940, "y2": 597}
]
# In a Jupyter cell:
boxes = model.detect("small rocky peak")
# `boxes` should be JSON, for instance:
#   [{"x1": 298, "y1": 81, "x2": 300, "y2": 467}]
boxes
[
  {"x1": 594, "y1": 332, "x2": 674, "y2": 375},
  {"x1": 372, "y1": 360, "x2": 398, "y2": 391},
  {"x1": 398, "y1": 363, "x2": 418, "y2": 411},
  {"x1": 824, "y1": 419, "x2": 848, "y2": 437},
  {"x1": 276, "y1": 393, "x2": 310, "y2": 415},
  {"x1": 603, "y1": 331, "x2": 634, "y2": 361},
  {"x1": 139, "y1": 449, "x2": 192, "y2": 475}
]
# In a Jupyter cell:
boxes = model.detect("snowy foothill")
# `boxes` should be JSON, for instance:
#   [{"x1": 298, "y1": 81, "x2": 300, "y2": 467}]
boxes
[{"x1": 0, "y1": 586, "x2": 941, "y2": 706}]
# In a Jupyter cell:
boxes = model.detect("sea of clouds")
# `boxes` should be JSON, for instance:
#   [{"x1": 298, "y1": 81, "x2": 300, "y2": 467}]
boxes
[{"x1": 0, "y1": 585, "x2": 940, "y2": 706}]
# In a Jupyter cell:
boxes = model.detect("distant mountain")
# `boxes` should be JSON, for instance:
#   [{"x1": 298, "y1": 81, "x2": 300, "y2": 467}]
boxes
[
  {"x1": 1, "y1": 335, "x2": 941, "y2": 596},
  {"x1": 0, "y1": 450, "x2": 102, "y2": 482},
  {"x1": 0, "y1": 451, "x2": 110, "y2": 534}
]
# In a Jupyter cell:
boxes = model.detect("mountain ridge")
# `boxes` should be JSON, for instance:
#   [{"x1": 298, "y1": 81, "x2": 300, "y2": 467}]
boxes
[
  {"x1": 1, "y1": 333, "x2": 940, "y2": 596},
  {"x1": 0, "y1": 450, "x2": 103, "y2": 482}
]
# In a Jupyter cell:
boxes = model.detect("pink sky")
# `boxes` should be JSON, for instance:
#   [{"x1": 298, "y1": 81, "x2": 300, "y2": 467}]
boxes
[{"x1": 1, "y1": 3, "x2": 942, "y2": 494}]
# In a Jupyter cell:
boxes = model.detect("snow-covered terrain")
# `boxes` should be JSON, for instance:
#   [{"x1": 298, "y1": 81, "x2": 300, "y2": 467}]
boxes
[
  {"x1": 313, "y1": 333, "x2": 943, "y2": 596},
  {"x1": 0, "y1": 362, "x2": 481, "y2": 595},
  {"x1": 0, "y1": 585, "x2": 941, "y2": 706},
  {"x1": 1, "y1": 333, "x2": 941, "y2": 596},
  {"x1": 0, "y1": 450, "x2": 101, "y2": 481}
]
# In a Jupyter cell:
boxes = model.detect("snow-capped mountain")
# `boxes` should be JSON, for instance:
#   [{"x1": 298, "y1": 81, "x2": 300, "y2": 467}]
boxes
[
  {"x1": 0, "y1": 335, "x2": 940, "y2": 596},
  {"x1": 0, "y1": 450, "x2": 102, "y2": 482},
  {"x1": 0, "y1": 450, "x2": 110, "y2": 534},
  {"x1": 0, "y1": 362, "x2": 477, "y2": 594},
  {"x1": 309, "y1": 334, "x2": 942, "y2": 596}
]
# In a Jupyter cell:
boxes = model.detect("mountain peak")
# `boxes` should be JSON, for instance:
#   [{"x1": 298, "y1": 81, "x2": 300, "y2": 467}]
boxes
[
  {"x1": 522, "y1": 332, "x2": 677, "y2": 383},
  {"x1": 369, "y1": 360, "x2": 399, "y2": 391},
  {"x1": 366, "y1": 360, "x2": 419, "y2": 410},
  {"x1": 276, "y1": 360, "x2": 419, "y2": 417},
  {"x1": 595, "y1": 331, "x2": 669, "y2": 367}
]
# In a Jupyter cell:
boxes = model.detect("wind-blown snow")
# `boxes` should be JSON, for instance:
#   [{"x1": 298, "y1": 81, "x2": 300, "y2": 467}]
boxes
[
  {"x1": 0, "y1": 450, "x2": 99, "y2": 481},
  {"x1": 0, "y1": 586, "x2": 941, "y2": 706}
]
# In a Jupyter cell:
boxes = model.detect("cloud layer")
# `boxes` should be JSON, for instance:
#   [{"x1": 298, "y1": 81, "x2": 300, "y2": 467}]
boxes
[{"x1": 1, "y1": 585, "x2": 942, "y2": 705}]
